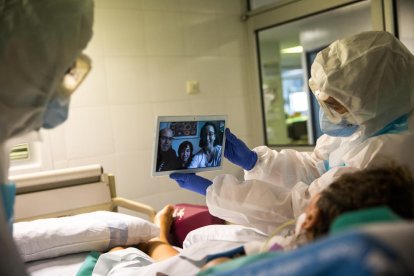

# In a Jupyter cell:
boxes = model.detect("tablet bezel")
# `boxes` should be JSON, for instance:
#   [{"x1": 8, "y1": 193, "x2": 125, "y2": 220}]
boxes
[{"x1": 152, "y1": 115, "x2": 227, "y2": 176}]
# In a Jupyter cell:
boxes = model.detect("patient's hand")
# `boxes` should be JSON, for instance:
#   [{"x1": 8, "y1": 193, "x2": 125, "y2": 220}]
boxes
[
  {"x1": 108, "y1": 246, "x2": 125, "y2": 252},
  {"x1": 154, "y1": 204, "x2": 175, "y2": 243}
]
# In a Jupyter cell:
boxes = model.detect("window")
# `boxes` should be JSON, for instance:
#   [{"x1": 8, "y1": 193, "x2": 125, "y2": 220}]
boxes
[
  {"x1": 255, "y1": 0, "x2": 372, "y2": 146},
  {"x1": 396, "y1": 0, "x2": 414, "y2": 53}
]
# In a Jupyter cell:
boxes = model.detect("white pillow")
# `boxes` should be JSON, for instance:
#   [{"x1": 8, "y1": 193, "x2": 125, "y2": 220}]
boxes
[
  {"x1": 183, "y1": 224, "x2": 268, "y2": 249},
  {"x1": 13, "y1": 211, "x2": 160, "y2": 262}
]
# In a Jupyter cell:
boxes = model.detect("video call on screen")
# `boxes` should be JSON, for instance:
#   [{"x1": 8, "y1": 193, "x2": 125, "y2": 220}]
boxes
[{"x1": 156, "y1": 120, "x2": 225, "y2": 172}]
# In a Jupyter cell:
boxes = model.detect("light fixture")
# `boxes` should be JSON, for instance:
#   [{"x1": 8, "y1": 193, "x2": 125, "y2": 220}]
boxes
[{"x1": 281, "y1": 46, "x2": 303, "y2": 54}]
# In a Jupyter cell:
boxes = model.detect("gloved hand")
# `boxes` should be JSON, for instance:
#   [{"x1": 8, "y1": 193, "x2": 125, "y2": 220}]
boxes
[
  {"x1": 170, "y1": 173, "x2": 212, "y2": 196},
  {"x1": 224, "y1": 128, "x2": 258, "y2": 171}
]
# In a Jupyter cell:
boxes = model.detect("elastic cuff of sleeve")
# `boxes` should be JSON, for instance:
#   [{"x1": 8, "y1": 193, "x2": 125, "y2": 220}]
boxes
[{"x1": 245, "y1": 152, "x2": 258, "y2": 171}]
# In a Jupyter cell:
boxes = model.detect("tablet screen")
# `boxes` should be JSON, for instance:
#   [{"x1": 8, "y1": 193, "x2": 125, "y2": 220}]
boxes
[{"x1": 152, "y1": 115, "x2": 227, "y2": 176}]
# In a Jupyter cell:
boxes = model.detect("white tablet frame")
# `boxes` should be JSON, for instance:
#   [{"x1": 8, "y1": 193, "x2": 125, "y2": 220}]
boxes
[{"x1": 152, "y1": 115, "x2": 227, "y2": 176}]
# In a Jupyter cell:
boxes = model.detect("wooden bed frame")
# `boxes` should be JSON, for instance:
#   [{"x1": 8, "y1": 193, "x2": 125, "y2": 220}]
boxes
[{"x1": 11, "y1": 164, "x2": 156, "y2": 222}]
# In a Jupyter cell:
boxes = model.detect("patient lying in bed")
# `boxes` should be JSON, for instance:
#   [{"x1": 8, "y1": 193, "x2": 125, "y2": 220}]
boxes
[{"x1": 87, "y1": 163, "x2": 414, "y2": 275}]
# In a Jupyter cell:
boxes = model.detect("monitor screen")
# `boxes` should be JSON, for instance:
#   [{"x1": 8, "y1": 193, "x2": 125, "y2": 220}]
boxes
[{"x1": 152, "y1": 115, "x2": 227, "y2": 176}]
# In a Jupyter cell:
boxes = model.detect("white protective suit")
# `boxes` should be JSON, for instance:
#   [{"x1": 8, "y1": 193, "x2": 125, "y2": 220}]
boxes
[
  {"x1": 0, "y1": 0, "x2": 93, "y2": 275},
  {"x1": 207, "y1": 31, "x2": 414, "y2": 235}
]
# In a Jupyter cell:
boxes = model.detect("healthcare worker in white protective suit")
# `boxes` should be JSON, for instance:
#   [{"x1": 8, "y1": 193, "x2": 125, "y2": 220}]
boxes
[
  {"x1": 0, "y1": 0, "x2": 93, "y2": 274},
  {"x1": 171, "y1": 31, "x2": 414, "y2": 235}
]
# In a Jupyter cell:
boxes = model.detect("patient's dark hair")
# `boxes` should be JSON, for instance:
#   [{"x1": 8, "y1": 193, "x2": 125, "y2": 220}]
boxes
[{"x1": 312, "y1": 164, "x2": 414, "y2": 239}]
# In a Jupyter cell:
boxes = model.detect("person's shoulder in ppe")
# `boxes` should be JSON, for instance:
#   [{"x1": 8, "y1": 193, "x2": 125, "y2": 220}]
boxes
[
  {"x1": 312, "y1": 134, "x2": 343, "y2": 157},
  {"x1": 242, "y1": 145, "x2": 314, "y2": 184}
]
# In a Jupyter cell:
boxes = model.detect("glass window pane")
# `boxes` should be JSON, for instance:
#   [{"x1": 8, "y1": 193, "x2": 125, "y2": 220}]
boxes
[
  {"x1": 396, "y1": 0, "x2": 414, "y2": 54},
  {"x1": 257, "y1": 1, "x2": 371, "y2": 146}
]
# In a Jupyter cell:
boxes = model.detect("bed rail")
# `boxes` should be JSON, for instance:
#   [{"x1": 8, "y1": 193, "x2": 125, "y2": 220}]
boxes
[{"x1": 11, "y1": 164, "x2": 156, "y2": 222}]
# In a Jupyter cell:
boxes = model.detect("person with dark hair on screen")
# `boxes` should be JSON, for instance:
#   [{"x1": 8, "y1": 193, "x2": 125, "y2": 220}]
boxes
[
  {"x1": 178, "y1": 141, "x2": 193, "y2": 169},
  {"x1": 188, "y1": 122, "x2": 222, "y2": 169},
  {"x1": 156, "y1": 128, "x2": 180, "y2": 172}
]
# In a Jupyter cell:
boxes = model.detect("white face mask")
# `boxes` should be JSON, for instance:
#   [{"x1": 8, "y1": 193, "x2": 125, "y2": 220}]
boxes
[
  {"x1": 293, "y1": 213, "x2": 309, "y2": 248},
  {"x1": 294, "y1": 213, "x2": 306, "y2": 236},
  {"x1": 319, "y1": 109, "x2": 359, "y2": 137}
]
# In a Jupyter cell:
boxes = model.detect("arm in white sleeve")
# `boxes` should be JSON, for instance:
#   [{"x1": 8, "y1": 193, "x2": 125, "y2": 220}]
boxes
[
  {"x1": 188, "y1": 152, "x2": 204, "y2": 168},
  {"x1": 206, "y1": 135, "x2": 367, "y2": 235},
  {"x1": 245, "y1": 146, "x2": 323, "y2": 190},
  {"x1": 206, "y1": 165, "x2": 361, "y2": 236},
  {"x1": 206, "y1": 174, "x2": 309, "y2": 235}
]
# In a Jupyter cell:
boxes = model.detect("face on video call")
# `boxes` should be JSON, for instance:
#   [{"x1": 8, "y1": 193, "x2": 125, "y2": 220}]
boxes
[
  {"x1": 159, "y1": 128, "x2": 174, "y2": 152},
  {"x1": 179, "y1": 145, "x2": 191, "y2": 162},
  {"x1": 201, "y1": 125, "x2": 216, "y2": 149}
]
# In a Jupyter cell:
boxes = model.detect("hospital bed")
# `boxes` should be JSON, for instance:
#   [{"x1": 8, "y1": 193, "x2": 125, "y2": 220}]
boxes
[
  {"x1": 11, "y1": 164, "x2": 265, "y2": 275},
  {"x1": 11, "y1": 164, "x2": 159, "y2": 275},
  {"x1": 10, "y1": 165, "x2": 414, "y2": 275}
]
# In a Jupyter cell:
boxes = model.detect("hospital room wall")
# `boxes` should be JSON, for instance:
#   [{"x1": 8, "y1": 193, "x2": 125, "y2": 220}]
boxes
[{"x1": 29, "y1": 0, "x2": 250, "y2": 212}]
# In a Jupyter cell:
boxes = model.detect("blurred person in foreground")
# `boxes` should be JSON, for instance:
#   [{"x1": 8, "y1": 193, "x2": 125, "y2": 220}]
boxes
[{"x1": 0, "y1": 0, "x2": 94, "y2": 274}]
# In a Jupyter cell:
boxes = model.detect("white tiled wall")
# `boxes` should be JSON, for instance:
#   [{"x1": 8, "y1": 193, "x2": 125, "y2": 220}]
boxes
[{"x1": 27, "y1": 0, "x2": 251, "y2": 212}]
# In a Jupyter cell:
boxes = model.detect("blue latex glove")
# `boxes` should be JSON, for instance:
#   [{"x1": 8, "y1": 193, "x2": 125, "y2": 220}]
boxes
[
  {"x1": 170, "y1": 173, "x2": 212, "y2": 196},
  {"x1": 224, "y1": 128, "x2": 258, "y2": 171}
]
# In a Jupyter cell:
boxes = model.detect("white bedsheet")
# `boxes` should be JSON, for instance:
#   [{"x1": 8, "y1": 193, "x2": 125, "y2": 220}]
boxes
[
  {"x1": 93, "y1": 240, "x2": 245, "y2": 276},
  {"x1": 26, "y1": 252, "x2": 89, "y2": 276},
  {"x1": 24, "y1": 224, "x2": 269, "y2": 275},
  {"x1": 25, "y1": 243, "x2": 242, "y2": 276}
]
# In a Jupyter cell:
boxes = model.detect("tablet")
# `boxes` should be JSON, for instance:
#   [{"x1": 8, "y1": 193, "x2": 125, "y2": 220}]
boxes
[{"x1": 152, "y1": 115, "x2": 227, "y2": 176}]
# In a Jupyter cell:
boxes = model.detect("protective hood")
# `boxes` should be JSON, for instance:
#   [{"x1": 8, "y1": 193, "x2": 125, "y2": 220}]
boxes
[
  {"x1": 0, "y1": 0, "x2": 93, "y2": 142},
  {"x1": 309, "y1": 31, "x2": 414, "y2": 139}
]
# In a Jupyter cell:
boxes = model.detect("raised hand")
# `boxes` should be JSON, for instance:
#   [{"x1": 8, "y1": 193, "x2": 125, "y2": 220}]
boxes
[{"x1": 224, "y1": 128, "x2": 257, "y2": 170}]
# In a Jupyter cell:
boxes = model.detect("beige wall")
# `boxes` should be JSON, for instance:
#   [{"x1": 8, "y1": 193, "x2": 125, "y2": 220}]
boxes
[{"x1": 26, "y1": 0, "x2": 251, "y2": 212}]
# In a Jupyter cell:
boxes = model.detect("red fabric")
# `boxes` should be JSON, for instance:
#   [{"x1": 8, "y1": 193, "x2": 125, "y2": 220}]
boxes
[{"x1": 170, "y1": 203, "x2": 225, "y2": 248}]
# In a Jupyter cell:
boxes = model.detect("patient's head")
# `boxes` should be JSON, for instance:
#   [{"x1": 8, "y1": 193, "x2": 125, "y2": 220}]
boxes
[{"x1": 302, "y1": 164, "x2": 414, "y2": 240}]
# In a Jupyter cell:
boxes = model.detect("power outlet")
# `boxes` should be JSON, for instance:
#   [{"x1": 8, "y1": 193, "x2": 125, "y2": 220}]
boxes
[{"x1": 186, "y1": 81, "x2": 200, "y2": 94}]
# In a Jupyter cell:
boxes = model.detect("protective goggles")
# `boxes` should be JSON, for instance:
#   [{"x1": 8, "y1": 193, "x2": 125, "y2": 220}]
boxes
[
  {"x1": 315, "y1": 90, "x2": 356, "y2": 124},
  {"x1": 60, "y1": 53, "x2": 92, "y2": 96}
]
